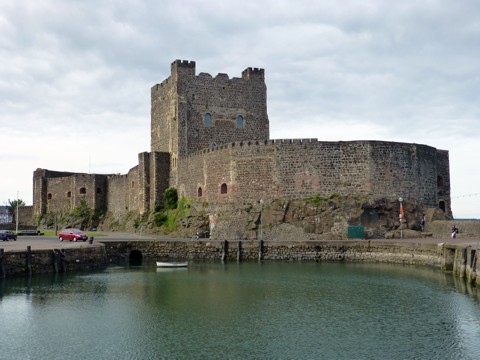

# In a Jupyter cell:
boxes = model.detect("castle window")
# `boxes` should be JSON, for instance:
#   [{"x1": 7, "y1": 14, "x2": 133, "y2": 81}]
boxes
[
  {"x1": 439, "y1": 201, "x2": 446, "y2": 212},
  {"x1": 96, "y1": 188, "x2": 101, "y2": 194},
  {"x1": 236, "y1": 115, "x2": 244, "y2": 129},
  {"x1": 198, "y1": 187, "x2": 203, "y2": 197},
  {"x1": 437, "y1": 175, "x2": 444, "y2": 187},
  {"x1": 131, "y1": 181, "x2": 135, "y2": 188},
  {"x1": 66, "y1": 191, "x2": 71, "y2": 198},
  {"x1": 204, "y1": 113, "x2": 212, "y2": 127},
  {"x1": 220, "y1": 183, "x2": 228, "y2": 194},
  {"x1": 47, "y1": 193, "x2": 52, "y2": 200},
  {"x1": 79, "y1": 187, "x2": 86, "y2": 195}
]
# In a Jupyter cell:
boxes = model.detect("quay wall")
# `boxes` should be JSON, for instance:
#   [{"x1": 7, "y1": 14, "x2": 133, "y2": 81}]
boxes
[
  {"x1": 104, "y1": 240, "x2": 478, "y2": 286},
  {"x1": 0, "y1": 245, "x2": 107, "y2": 277},
  {"x1": 1, "y1": 241, "x2": 477, "y2": 288},
  {"x1": 104, "y1": 240, "x2": 445, "y2": 266}
]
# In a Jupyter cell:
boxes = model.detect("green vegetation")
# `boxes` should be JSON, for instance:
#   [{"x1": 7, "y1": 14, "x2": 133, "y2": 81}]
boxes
[
  {"x1": 7, "y1": 198, "x2": 26, "y2": 216},
  {"x1": 150, "y1": 188, "x2": 195, "y2": 233},
  {"x1": 163, "y1": 187, "x2": 178, "y2": 210},
  {"x1": 308, "y1": 193, "x2": 340, "y2": 205}
]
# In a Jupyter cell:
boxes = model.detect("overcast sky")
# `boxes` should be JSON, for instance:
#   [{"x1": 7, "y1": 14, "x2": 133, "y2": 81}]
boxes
[{"x1": 1, "y1": 0, "x2": 479, "y2": 218}]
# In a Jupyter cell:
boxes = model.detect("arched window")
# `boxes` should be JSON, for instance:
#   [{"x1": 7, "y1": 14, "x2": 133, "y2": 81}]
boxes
[
  {"x1": 131, "y1": 181, "x2": 135, "y2": 188},
  {"x1": 236, "y1": 115, "x2": 244, "y2": 129},
  {"x1": 79, "y1": 187, "x2": 86, "y2": 195},
  {"x1": 220, "y1": 183, "x2": 228, "y2": 194},
  {"x1": 204, "y1": 113, "x2": 212, "y2": 127},
  {"x1": 47, "y1": 193, "x2": 52, "y2": 200},
  {"x1": 66, "y1": 191, "x2": 71, "y2": 198},
  {"x1": 96, "y1": 188, "x2": 101, "y2": 194},
  {"x1": 439, "y1": 201, "x2": 446, "y2": 212},
  {"x1": 198, "y1": 187, "x2": 203, "y2": 197}
]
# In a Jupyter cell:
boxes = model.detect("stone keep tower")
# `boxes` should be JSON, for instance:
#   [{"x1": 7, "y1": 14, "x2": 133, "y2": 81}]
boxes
[{"x1": 150, "y1": 60, "x2": 270, "y2": 186}]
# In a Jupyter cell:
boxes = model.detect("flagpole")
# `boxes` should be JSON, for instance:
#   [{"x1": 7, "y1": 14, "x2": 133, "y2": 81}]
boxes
[{"x1": 399, "y1": 197, "x2": 403, "y2": 240}]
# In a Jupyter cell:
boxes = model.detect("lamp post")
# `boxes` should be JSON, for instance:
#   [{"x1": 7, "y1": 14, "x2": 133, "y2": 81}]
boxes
[
  {"x1": 15, "y1": 191, "x2": 19, "y2": 235},
  {"x1": 398, "y1": 197, "x2": 403, "y2": 240}
]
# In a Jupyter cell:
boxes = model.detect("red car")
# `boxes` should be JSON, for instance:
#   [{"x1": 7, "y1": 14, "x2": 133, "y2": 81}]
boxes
[{"x1": 59, "y1": 228, "x2": 88, "y2": 242}]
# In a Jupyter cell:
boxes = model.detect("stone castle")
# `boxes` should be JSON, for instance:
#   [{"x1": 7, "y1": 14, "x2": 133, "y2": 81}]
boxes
[{"x1": 30, "y1": 60, "x2": 452, "y2": 236}]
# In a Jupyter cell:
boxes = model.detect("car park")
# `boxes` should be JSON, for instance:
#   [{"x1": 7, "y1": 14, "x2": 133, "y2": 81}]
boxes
[
  {"x1": 0, "y1": 230, "x2": 17, "y2": 241},
  {"x1": 59, "y1": 228, "x2": 88, "y2": 242}
]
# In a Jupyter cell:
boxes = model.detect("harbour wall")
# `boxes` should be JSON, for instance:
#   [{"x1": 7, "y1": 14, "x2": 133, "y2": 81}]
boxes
[
  {"x1": 1, "y1": 240, "x2": 478, "y2": 288},
  {"x1": 103, "y1": 240, "x2": 479, "y2": 286},
  {"x1": 0, "y1": 245, "x2": 107, "y2": 277}
]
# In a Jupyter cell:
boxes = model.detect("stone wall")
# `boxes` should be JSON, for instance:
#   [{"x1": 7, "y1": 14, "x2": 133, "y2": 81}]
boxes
[
  {"x1": 106, "y1": 174, "x2": 129, "y2": 220},
  {"x1": 178, "y1": 139, "x2": 449, "y2": 214},
  {"x1": 0, "y1": 245, "x2": 107, "y2": 277},
  {"x1": 32, "y1": 170, "x2": 109, "y2": 219},
  {"x1": 17, "y1": 205, "x2": 33, "y2": 225},
  {"x1": 103, "y1": 239, "x2": 446, "y2": 268}
]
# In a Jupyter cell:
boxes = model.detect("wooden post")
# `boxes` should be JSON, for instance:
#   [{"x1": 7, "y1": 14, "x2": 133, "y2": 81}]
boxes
[
  {"x1": 221, "y1": 240, "x2": 228, "y2": 263},
  {"x1": 237, "y1": 241, "x2": 242, "y2": 263},
  {"x1": 26, "y1": 246, "x2": 32, "y2": 275},
  {"x1": 0, "y1": 249, "x2": 5, "y2": 278},
  {"x1": 258, "y1": 240, "x2": 264, "y2": 262},
  {"x1": 53, "y1": 249, "x2": 60, "y2": 273}
]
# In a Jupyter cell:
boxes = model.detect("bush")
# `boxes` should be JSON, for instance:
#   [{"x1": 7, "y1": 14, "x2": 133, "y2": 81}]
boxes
[{"x1": 163, "y1": 188, "x2": 178, "y2": 210}]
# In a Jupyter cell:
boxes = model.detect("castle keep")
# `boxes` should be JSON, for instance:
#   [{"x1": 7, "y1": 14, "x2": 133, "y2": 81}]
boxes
[{"x1": 32, "y1": 60, "x2": 452, "y2": 230}]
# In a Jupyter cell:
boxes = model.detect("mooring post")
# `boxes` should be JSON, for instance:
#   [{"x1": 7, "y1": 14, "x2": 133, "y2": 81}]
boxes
[
  {"x1": 258, "y1": 239, "x2": 264, "y2": 262},
  {"x1": 26, "y1": 246, "x2": 32, "y2": 275},
  {"x1": 53, "y1": 249, "x2": 60, "y2": 273},
  {"x1": 60, "y1": 249, "x2": 67, "y2": 273},
  {"x1": 237, "y1": 241, "x2": 242, "y2": 262},
  {"x1": 0, "y1": 249, "x2": 5, "y2": 278},
  {"x1": 221, "y1": 240, "x2": 228, "y2": 263}
]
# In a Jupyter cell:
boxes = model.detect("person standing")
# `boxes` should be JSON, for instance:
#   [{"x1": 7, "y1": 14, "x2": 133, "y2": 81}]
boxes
[
  {"x1": 420, "y1": 215, "x2": 425, "y2": 231},
  {"x1": 451, "y1": 225, "x2": 459, "y2": 239}
]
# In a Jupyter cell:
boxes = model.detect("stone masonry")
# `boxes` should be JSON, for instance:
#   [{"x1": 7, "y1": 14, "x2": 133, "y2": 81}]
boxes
[{"x1": 28, "y1": 59, "x2": 452, "y2": 231}]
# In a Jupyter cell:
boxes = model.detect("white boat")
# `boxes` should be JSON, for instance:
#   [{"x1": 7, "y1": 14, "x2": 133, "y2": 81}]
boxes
[{"x1": 156, "y1": 261, "x2": 188, "y2": 268}]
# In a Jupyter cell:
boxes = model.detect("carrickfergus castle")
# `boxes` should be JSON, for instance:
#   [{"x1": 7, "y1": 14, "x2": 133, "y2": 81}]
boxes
[{"x1": 30, "y1": 60, "x2": 452, "y2": 237}]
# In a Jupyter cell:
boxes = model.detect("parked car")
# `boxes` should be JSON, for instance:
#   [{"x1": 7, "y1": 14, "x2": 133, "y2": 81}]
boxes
[
  {"x1": 0, "y1": 230, "x2": 17, "y2": 241},
  {"x1": 59, "y1": 228, "x2": 88, "y2": 242}
]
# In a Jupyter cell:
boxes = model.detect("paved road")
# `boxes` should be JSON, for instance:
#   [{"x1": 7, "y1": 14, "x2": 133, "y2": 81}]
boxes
[
  {"x1": 1, "y1": 232, "x2": 479, "y2": 252},
  {"x1": 0, "y1": 232, "x2": 189, "y2": 252}
]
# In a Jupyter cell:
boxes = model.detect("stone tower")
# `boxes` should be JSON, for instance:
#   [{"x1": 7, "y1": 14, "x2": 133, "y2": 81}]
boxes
[{"x1": 150, "y1": 60, "x2": 270, "y2": 186}]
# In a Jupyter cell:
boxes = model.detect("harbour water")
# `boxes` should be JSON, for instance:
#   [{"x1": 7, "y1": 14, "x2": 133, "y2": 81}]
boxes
[{"x1": 1, "y1": 262, "x2": 480, "y2": 359}]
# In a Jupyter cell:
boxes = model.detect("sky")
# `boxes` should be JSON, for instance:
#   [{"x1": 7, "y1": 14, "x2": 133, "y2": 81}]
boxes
[{"x1": 1, "y1": 0, "x2": 479, "y2": 218}]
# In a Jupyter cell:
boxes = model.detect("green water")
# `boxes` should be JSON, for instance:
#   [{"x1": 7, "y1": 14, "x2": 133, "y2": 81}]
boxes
[{"x1": 1, "y1": 262, "x2": 480, "y2": 360}]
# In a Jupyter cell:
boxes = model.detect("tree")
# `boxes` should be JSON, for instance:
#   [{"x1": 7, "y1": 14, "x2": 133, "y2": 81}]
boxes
[{"x1": 7, "y1": 198, "x2": 26, "y2": 216}]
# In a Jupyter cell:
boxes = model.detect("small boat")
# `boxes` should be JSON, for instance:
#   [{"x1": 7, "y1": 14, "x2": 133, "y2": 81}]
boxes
[{"x1": 156, "y1": 261, "x2": 188, "y2": 268}]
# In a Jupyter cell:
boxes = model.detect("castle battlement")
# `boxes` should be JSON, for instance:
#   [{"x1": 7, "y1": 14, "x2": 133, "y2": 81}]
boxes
[
  {"x1": 242, "y1": 67, "x2": 265, "y2": 80},
  {"x1": 172, "y1": 59, "x2": 196, "y2": 68}
]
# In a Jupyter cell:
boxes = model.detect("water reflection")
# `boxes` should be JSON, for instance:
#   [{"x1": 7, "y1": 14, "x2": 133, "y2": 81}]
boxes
[{"x1": 1, "y1": 262, "x2": 479, "y2": 360}]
